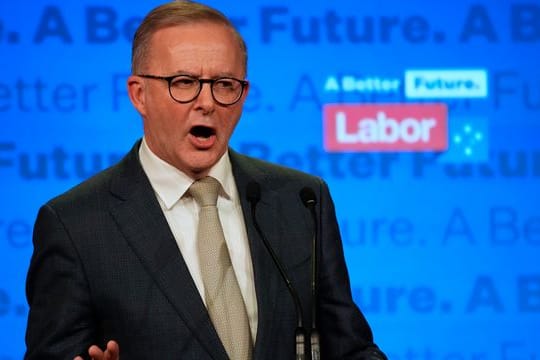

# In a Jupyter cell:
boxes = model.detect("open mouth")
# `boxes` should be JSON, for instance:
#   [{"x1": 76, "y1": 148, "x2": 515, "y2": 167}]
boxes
[{"x1": 190, "y1": 125, "x2": 215, "y2": 138}]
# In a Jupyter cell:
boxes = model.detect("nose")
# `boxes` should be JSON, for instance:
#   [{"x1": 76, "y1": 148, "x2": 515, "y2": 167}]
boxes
[{"x1": 193, "y1": 82, "x2": 215, "y2": 111}]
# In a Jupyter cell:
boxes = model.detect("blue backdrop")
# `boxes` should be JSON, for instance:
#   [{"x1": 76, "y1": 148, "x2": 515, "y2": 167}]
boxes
[{"x1": 1, "y1": 0, "x2": 539, "y2": 358}]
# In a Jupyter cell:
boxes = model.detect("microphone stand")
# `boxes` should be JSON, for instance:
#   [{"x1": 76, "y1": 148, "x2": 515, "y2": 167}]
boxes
[
  {"x1": 300, "y1": 187, "x2": 321, "y2": 360},
  {"x1": 247, "y1": 182, "x2": 307, "y2": 359}
]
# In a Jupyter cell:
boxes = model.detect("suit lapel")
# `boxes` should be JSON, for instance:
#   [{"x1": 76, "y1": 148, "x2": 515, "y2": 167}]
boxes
[
  {"x1": 108, "y1": 143, "x2": 228, "y2": 360},
  {"x1": 230, "y1": 150, "x2": 284, "y2": 359}
]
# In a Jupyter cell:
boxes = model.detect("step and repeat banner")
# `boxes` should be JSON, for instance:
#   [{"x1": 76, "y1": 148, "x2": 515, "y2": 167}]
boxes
[{"x1": 1, "y1": 0, "x2": 539, "y2": 358}]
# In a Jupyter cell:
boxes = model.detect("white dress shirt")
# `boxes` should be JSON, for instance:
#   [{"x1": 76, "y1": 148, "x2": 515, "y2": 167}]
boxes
[{"x1": 138, "y1": 138, "x2": 258, "y2": 340}]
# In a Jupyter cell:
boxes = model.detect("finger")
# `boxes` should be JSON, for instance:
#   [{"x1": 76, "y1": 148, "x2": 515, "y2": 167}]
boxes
[
  {"x1": 105, "y1": 340, "x2": 120, "y2": 360},
  {"x1": 88, "y1": 345, "x2": 105, "y2": 360},
  {"x1": 108, "y1": 340, "x2": 120, "y2": 353}
]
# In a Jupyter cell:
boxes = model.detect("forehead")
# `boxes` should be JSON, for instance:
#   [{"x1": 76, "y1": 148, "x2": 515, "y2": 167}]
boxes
[
  {"x1": 147, "y1": 22, "x2": 244, "y2": 73},
  {"x1": 153, "y1": 21, "x2": 236, "y2": 43}
]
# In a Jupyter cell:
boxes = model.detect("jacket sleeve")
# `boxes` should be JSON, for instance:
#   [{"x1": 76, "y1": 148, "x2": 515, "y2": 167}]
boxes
[
  {"x1": 25, "y1": 204, "x2": 98, "y2": 359},
  {"x1": 315, "y1": 179, "x2": 387, "y2": 360}
]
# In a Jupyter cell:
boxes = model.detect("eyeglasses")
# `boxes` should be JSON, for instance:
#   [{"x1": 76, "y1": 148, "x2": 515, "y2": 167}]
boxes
[{"x1": 137, "y1": 74, "x2": 248, "y2": 106}]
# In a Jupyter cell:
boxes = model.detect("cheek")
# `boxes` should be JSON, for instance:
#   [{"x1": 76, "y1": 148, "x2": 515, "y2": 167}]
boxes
[
  {"x1": 145, "y1": 113, "x2": 182, "y2": 147},
  {"x1": 153, "y1": 104, "x2": 185, "y2": 134},
  {"x1": 222, "y1": 109, "x2": 242, "y2": 134}
]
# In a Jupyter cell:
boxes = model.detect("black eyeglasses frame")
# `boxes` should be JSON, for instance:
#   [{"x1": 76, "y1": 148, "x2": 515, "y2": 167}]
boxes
[{"x1": 137, "y1": 74, "x2": 249, "y2": 106}]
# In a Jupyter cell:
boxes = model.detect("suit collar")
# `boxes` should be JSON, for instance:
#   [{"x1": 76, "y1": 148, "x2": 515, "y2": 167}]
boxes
[
  {"x1": 109, "y1": 140, "x2": 228, "y2": 359},
  {"x1": 108, "y1": 142, "x2": 286, "y2": 359},
  {"x1": 229, "y1": 149, "x2": 285, "y2": 359}
]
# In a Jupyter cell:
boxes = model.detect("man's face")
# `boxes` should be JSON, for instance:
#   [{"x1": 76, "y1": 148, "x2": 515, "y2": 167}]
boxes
[{"x1": 128, "y1": 22, "x2": 248, "y2": 178}]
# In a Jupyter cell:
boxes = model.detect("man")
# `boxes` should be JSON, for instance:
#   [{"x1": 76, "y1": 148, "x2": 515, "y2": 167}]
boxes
[{"x1": 25, "y1": 1, "x2": 387, "y2": 359}]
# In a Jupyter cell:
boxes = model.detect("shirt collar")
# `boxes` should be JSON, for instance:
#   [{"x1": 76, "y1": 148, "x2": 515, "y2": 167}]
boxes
[{"x1": 138, "y1": 137, "x2": 237, "y2": 210}]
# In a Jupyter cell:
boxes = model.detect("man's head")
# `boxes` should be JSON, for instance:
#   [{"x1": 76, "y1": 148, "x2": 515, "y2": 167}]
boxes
[{"x1": 127, "y1": 1, "x2": 249, "y2": 179}]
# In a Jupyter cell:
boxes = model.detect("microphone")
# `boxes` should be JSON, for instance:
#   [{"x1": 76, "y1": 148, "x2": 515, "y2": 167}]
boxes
[
  {"x1": 299, "y1": 187, "x2": 320, "y2": 360},
  {"x1": 246, "y1": 182, "x2": 307, "y2": 360}
]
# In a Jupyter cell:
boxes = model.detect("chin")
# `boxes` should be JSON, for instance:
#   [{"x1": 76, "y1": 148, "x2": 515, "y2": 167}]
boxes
[{"x1": 186, "y1": 154, "x2": 219, "y2": 174}]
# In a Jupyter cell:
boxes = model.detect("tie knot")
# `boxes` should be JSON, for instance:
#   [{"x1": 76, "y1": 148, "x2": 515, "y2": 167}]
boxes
[{"x1": 189, "y1": 176, "x2": 221, "y2": 207}]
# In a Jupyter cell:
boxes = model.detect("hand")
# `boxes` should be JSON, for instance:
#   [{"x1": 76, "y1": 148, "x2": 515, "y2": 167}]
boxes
[{"x1": 73, "y1": 340, "x2": 120, "y2": 360}]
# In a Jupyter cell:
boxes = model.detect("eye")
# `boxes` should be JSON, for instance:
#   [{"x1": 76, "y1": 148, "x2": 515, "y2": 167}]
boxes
[
  {"x1": 214, "y1": 78, "x2": 237, "y2": 90},
  {"x1": 171, "y1": 76, "x2": 197, "y2": 88}
]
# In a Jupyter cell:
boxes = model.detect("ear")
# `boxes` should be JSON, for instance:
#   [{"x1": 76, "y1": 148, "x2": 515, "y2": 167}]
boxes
[{"x1": 127, "y1": 75, "x2": 147, "y2": 116}]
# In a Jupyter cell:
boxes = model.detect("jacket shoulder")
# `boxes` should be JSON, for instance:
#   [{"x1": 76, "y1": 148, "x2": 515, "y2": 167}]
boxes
[
  {"x1": 230, "y1": 149, "x2": 325, "y2": 187},
  {"x1": 45, "y1": 142, "x2": 141, "y2": 213}
]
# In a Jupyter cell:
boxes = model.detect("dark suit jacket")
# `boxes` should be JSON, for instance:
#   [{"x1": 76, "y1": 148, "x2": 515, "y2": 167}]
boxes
[{"x1": 25, "y1": 140, "x2": 386, "y2": 359}]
